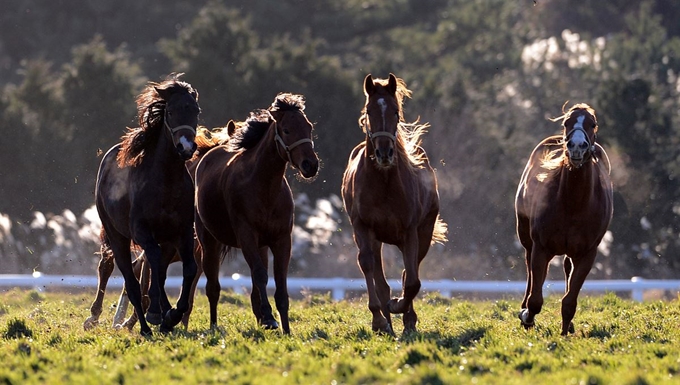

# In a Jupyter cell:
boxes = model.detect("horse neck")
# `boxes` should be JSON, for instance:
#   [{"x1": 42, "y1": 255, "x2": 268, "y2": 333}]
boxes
[
  {"x1": 556, "y1": 161, "x2": 598, "y2": 208},
  {"x1": 247, "y1": 126, "x2": 289, "y2": 192},
  {"x1": 145, "y1": 127, "x2": 187, "y2": 178}
]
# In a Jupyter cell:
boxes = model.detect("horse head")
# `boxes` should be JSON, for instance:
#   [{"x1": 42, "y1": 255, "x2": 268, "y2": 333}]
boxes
[
  {"x1": 363, "y1": 73, "x2": 400, "y2": 169},
  {"x1": 269, "y1": 94, "x2": 319, "y2": 179},
  {"x1": 156, "y1": 84, "x2": 200, "y2": 161},
  {"x1": 561, "y1": 104, "x2": 598, "y2": 169}
]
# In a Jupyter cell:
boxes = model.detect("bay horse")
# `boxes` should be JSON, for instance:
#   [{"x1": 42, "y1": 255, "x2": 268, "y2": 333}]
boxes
[
  {"x1": 515, "y1": 103, "x2": 613, "y2": 336},
  {"x1": 341, "y1": 74, "x2": 447, "y2": 335},
  {"x1": 194, "y1": 93, "x2": 319, "y2": 334},
  {"x1": 84, "y1": 76, "x2": 200, "y2": 336}
]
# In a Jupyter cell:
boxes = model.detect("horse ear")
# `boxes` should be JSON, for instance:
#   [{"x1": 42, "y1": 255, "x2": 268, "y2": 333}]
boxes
[
  {"x1": 226, "y1": 120, "x2": 237, "y2": 137},
  {"x1": 363, "y1": 74, "x2": 375, "y2": 96},
  {"x1": 154, "y1": 86, "x2": 171, "y2": 100},
  {"x1": 387, "y1": 73, "x2": 398, "y2": 94}
]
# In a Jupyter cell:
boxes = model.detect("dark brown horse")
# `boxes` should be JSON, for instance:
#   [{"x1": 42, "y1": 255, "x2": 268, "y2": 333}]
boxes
[
  {"x1": 341, "y1": 74, "x2": 447, "y2": 335},
  {"x1": 515, "y1": 103, "x2": 613, "y2": 335},
  {"x1": 85, "y1": 128, "x2": 218, "y2": 331},
  {"x1": 84, "y1": 76, "x2": 200, "y2": 336},
  {"x1": 195, "y1": 94, "x2": 319, "y2": 334}
]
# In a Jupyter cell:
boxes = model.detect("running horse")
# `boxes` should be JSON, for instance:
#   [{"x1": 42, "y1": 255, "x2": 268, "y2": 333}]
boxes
[
  {"x1": 194, "y1": 94, "x2": 319, "y2": 334},
  {"x1": 84, "y1": 76, "x2": 200, "y2": 336},
  {"x1": 515, "y1": 103, "x2": 613, "y2": 335},
  {"x1": 341, "y1": 74, "x2": 447, "y2": 335}
]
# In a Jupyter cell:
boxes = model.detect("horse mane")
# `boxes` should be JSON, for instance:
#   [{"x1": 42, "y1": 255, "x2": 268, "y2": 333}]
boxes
[
  {"x1": 117, "y1": 74, "x2": 197, "y2": 168},
  {"x1": 228, "y1": 109, "x2": 275, "y2": 152},
  {"x1": 359, "y1": 76, "x2": 428, "y2": 172},
  {"x1": 269, "y1": 93, "x2": 306, "y2": 113},
  {"x1": 189, "y1": 126, "x2": 228, "y2": 162}
]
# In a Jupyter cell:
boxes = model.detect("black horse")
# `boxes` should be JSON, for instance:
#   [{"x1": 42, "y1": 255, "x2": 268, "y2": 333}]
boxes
[{"x1": 87, "y1": 75, "x2": 200, "y2": 336}]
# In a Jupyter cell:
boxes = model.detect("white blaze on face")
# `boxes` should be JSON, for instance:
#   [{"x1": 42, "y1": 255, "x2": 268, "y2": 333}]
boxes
[
  {"x1": 377, "y1": 98, "x2": 387, "y2": 129},
  {"x1": 178, "y1": 135, "x2": 193, "y2": 153},
  {"x1": 568, "y1": 115, "x2": 587, "y2": 159}
]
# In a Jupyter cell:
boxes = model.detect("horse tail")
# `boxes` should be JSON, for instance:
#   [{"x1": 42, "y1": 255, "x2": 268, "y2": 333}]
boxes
[
  {"x1": 430, "y1": 214, "x2": 448, "y2": 246},
  {"x1": 99, "y1": 227, "x2": 114, "y2": 259}
]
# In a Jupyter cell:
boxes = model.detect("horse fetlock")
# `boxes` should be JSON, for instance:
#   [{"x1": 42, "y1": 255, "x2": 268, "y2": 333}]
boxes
[{"x1": 561, "y1": 321, "x2": 575, "y2": 336}]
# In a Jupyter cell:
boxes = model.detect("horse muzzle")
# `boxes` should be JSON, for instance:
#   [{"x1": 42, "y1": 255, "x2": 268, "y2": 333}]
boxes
[
  {"x1": 176, "y1": 141, "x2": 197, "y2": 160},
  {"x1": 299, "y1": 158, "x2": 319, "y2": 179}
]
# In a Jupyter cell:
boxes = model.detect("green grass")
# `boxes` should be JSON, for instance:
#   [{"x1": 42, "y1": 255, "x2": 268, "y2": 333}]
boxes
[{"x1": 0, "y1": 289, "x2": 679, "y2": 384}]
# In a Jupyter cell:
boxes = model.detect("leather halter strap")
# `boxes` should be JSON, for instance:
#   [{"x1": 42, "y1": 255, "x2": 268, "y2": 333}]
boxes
[{"x1": 274, "y1": 128, "x2": 314, "y2": 164}]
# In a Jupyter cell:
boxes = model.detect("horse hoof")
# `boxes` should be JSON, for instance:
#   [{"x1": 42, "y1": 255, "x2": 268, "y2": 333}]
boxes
[
  {"x1": 146, "y1": 312, "x2": 163, "y2": 325},
  {"x1": 262, "y1": 319, "x2": 279, "y2": 330},
  {"x1": 518, "y1": 309, "x2": 534, "y2": 329},
  {"x1": 562, "y1": 321, "x2": 575, "y2": 335},
  {"x1": 83, "y1": 317, "x2": 98, "y2": 331}
]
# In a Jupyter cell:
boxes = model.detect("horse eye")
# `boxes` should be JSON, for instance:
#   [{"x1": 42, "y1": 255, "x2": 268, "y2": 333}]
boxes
[{"x1": 283, "y1": 128, "x2": 290, "y2": 135}]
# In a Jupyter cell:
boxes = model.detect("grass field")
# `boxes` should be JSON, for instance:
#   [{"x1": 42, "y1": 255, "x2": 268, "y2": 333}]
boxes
[{"x1": 0, "y1": 288, "x2": 679, "y2": 384}]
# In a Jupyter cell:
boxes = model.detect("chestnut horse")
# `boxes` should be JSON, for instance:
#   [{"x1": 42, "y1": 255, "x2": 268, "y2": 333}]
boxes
[
  {"x1": 84, "y1": 76, "x2": 200, "y2": 336},
  {"x1": 515, "y1": 103, "x2": 613, "y2": 335},
  {"x1": 195, "y1": 94, "x2": 319, "y2": 334},
  {"x1": 341, "y1": 74, "x2": 447, "y2": 335}
]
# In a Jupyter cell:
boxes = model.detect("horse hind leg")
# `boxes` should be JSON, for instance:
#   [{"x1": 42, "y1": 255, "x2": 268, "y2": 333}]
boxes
[
  {"x1": 83, "y1": 244, "x2": 115, "y2": 330},
  {"x1": 561, "y1": 250, "x2": 597, "y2": 336}
]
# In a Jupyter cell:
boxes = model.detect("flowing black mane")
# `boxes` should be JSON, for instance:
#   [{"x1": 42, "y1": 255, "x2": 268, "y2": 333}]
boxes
[
  {"x1": 117, "y1": 75, "x2": 198, "y2": 167},
  {"x1": 228, "y1": 109, "x2": 275, "y2": 151}
]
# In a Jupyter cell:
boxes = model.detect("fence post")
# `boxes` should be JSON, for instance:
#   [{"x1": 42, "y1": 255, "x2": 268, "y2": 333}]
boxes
[{"x1": 630, "y1": 276, "x2": 644, "y2": 302}]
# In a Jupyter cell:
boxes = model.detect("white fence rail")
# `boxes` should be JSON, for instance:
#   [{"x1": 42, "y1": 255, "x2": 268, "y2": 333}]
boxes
[{"x1": 1, "y1": 274, "x2": 679, "y2": 302}]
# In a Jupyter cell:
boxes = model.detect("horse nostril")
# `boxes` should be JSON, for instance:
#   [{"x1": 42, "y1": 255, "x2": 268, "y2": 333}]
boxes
[
  {"x1": 375, "y1": 149, "x2": 382, "y2": 159},
  {"x1": 388, "y1": 148, "x2": 394, "y2": 158},
  {"x1": 579, "y1": 142, "x2": 588, "y2": 149}
]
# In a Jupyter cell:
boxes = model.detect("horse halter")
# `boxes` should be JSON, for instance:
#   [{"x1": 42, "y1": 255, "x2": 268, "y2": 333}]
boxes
[
  {"x1": 563, "y1": 114, "x2": 596, "y2": 167},
  {"x1": 274, "y1": 125, "x2": 314, "y2": 164}
]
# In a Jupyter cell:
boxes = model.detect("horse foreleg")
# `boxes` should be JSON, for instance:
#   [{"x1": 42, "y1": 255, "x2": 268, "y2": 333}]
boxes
[
  {"x1": 181, "y1": 242, "x2": 203, "y2": 329},
  {"x1": 196, "y1": 221, "x2": 223, "y2": 328},
  {"x1": 244, "y1": 244, "x2": 277, "y2": 330},
  {"x1": 272, "y1": 239, "x2": 292, "y2": 335},
  {"x1": 163, "y1": 233, "x2": 197, "y2": 332},
  {"x1": 519, "y1": 247, "x2": 551, "y2": 330},
  {"x1": 561, "y1": 249, "x2": 597, "y2": 336},
  {"x1": 108, "y1": 229, "x2": 151, "y2": 336},
  {"x1": 354, "y1": 225, "x2": 392, "y2": 335},
  {"x1": 388, "y1": 231, "x2": 421, "y2": 318},
  {"x1": 371, "y1": 242, "x2": 392, "y2": 331},
  {"x1": 84, "y1": 248, "x2": 115, "y2": 330}
]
